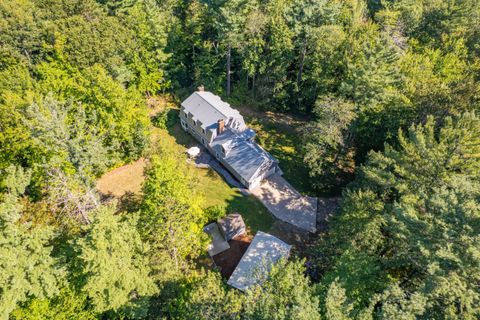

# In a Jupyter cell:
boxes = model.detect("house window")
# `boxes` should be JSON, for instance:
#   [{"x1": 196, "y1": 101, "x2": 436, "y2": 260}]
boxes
[
  {"x1": 183, "y1": 111, "x2": 188, "y2": 118},
  {"x1": 193, "y1": 120, "x2": 196, "y2": 126},
  {"x1": 216, "y1": 152, "x2": 220, "y2": 159},
  {"x1": 202, "y1": 128, "x2": 205, "y2": 134}
]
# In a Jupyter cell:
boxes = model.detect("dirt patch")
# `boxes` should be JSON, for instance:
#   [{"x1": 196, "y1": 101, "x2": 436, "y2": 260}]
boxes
[
  {"x1": 96, "y1": 158, "x2": 147, "y2": 198},
  {"x1": 212, "y1": 234, "x2": 252, "y2": 279},
  {"x1": 316, "y1": 197, "x2": 341, "y2": 232},
  {"x1": 235, "y1": 105, "x2": 307, "y2": 129}
]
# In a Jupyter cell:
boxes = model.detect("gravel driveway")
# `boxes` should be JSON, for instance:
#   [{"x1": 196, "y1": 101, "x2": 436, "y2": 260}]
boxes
[{"x1": 251, "y1": 174, "x2": 317, "y2": 232}]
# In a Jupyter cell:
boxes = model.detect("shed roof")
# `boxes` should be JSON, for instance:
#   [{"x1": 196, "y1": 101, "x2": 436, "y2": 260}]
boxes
[
  {"x1": 227, "y1": 231, "x2": 291, "y2": 291},
  {"x1": 181, "y1": 91, "x2": 243, "y2": 128},
  {"x1": 218, "y1": 213, "x2": 246, "y2": 241}
]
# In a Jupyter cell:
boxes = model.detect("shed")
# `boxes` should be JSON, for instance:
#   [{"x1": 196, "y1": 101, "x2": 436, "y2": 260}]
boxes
[
  {"x1": 203, "y1": 222, "x2": 230, "y2": 256},
  {"x1": 227, "y1": 231, "x2": 291, "y2": 291},
  {"x1": 218, "y1": 213, "x2": 246, "y2": 241}
]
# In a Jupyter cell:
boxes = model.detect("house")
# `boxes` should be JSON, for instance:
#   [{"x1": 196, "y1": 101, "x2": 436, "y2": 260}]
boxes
[
  {"x1": 180, "y1": 87, "x2": 281, "y2": 190},
  {"x1": 227, "y1": 231, "x2": 291, "y2": 291}
]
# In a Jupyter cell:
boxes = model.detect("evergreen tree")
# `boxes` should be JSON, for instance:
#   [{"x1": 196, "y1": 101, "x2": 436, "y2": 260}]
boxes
[
  {"x1": 140, "y1": 150, "x2": 206, "y2": 279},
  {"x1": 71, "y1": 205, "x2": 156, "y2": 313},
  {"x1": 0, "y1": 167, "x2": 64, "y2": 320}
]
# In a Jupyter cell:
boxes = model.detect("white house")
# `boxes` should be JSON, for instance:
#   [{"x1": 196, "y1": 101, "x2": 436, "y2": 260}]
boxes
[{"x1": 180, "y1": 88, "x2": 281, "y2": 190}]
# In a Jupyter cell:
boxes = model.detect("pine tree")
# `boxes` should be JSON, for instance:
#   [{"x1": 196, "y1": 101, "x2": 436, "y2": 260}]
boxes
[
  {"x1": 71, "y1": 205, "x2": 156, "y2": 313},
  {"x1": 0, "y1": 167, "x2": 64, "y2": 320}
]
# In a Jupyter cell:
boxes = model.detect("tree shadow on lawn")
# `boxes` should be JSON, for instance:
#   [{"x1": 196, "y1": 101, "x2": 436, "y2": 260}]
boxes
[
  {"x1": 165, "y1": 113, "x2": 198, "y2": 149},
  {"x1": 225, "y1": 193, "x2": 275, "y2": 235}
]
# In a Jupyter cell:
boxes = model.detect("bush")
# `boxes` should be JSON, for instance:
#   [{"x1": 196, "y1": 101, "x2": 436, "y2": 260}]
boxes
[{"x1": 152, "y1": 109, "x2": 178, "y2": 129}]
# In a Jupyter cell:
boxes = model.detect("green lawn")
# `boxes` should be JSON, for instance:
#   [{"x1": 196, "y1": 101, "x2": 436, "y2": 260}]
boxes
[
  {"x1": 153, "y1": 102, "x2": 315, "y2": 234},
  {"x1": 154, "y1": 120, "x2": 275, "y2": 234}
]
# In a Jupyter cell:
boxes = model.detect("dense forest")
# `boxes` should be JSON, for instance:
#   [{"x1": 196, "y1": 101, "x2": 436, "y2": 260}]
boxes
[{"x1": 1, "y1": 0, "x2": 479, "y2": 319}]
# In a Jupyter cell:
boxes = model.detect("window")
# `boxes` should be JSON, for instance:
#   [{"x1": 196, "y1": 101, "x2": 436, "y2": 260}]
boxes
[
  {"x1": 216, "y1": 152, "x2": 220, "y2": 159},
  {"x1": 183, "y1": 111, "x2": 188, "y2": 118},
  {"x1": 193, "y1": 120, "x2": 196, "y2": 126},
  {"x1": 202, "y1": 128, "x2": 205, "y2": 134}
]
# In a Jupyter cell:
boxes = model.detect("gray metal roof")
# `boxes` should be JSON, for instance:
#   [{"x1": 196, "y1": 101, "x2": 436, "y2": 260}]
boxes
[
  {"x1": 227, "y1": 231, "x2": 291, "y2": 291},
  {"x1": 181, "y1": 91, "x2": 244, "y2": 129},
  {"x1": 181, "y1": 91, "x2": 277, "y2": 184},
  {"x1": 210, "y1": 129, "x2": 276, "y2": 183}
]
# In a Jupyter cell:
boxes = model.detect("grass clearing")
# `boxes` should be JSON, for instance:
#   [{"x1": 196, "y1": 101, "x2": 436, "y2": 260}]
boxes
[
  {"x1": 154, "y1": 123, "x2": 275, "y2": 234},
  {"x1": 96, "y1": 158, "x2": 146, "y2": 198},
  {"x1": 97, "y1": 98, "x2": 308, "y2": 235}
]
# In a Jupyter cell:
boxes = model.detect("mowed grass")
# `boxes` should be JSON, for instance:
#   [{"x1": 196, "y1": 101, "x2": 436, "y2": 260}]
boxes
[{"x1": 154, "y1": 122, "x2": 274, "y2": 234}]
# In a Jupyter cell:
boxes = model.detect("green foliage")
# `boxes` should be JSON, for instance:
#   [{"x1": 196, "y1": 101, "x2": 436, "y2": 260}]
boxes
[
  {"x1": 243, "y1": 260, "x2": 320, "y2": 320},
  {"x1": 152, "y1": 109, "x2": 178, "y2": 130},
  {"x1": 316, "y1": 112, "x2": 480, "y2": 318},
  {"x1": 0, "y1": 191, "x2": 64, "y2": 319},
  {"x1": 140, "y1": 149, "x2": 207, "y2": 280},
  {"x1": 177, "y1": 271, "x2": 242, "y2": 320},
  {"x1": 10, "y1": 286, "x2": 96, "y2": 320},
  {"x1": 303, "y1": 95, "x2": 356, "y2": 190},
  {"x1": 71, "y1": 205, "x2": 156, "y2": 313}
]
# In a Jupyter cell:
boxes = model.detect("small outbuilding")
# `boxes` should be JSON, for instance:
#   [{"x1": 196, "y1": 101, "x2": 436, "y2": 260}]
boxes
[
  {"x1": 218, "y1": 213, "x2": 246, "y2": 241},
  {"x1": 227, "y1": 231, "x2": 291, "y2": 291}
]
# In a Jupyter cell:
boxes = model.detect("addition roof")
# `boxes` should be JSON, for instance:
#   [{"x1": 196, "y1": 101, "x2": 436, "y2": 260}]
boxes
[{"x1": 210, "y1": 128, "x2": 276, "y2": 183}]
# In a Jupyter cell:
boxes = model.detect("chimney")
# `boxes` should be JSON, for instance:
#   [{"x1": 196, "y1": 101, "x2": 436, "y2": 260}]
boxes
[
  {"x1": 197, "y1": 85, "x2": 204, "y2": 92},
  {"x1": 217, "y1": 119, "x2": 225, "y2": 135}
]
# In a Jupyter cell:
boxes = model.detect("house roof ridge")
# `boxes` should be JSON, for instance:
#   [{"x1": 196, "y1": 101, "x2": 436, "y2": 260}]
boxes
[{"x1": 194, "y1": 91, "x2": 230, "y2": 120}]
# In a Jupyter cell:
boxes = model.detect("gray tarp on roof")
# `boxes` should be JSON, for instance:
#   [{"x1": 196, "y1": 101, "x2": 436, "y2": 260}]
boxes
[
  {"x1": 218, "y1": 214, "x2": 246, "y2": 241},
  {"x1": 227, "y1": 231, "x2": 291, "y2": 291}
]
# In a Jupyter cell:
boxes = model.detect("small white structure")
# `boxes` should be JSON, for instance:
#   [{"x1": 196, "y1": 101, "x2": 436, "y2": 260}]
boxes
[
  {"x1": 227, "y1": 231, "x2": 291, "y2": 291},
  {"x1": 203, "y1": 222, "x2": 230, "y2": 256},
  {"x1": 186, "y1": 146, "x2": 201, "y2": 158}
]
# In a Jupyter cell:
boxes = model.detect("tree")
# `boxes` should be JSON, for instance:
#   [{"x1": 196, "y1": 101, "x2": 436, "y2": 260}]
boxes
[
  {"x1": 70, "y1": 205, "x2": 156, "y2": 313},
  {"x1": 315, "y1": 112, "x2": 480, "y2": 318},
  {"x1": 140, "y1": 150, "x2": 206, "y2": 278},
  {"x1": 177, "y1": 271, "x2": 242, "y2": 320},
  {"x1": 243, "y1": 260, "x2": 320, "y2": 320},
  {"x1": 0, "y1": 166, "x2": 64, "y2": 320},
  {"x1": 303, "y1": 95, "x2": 356, "y2": 190}
]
